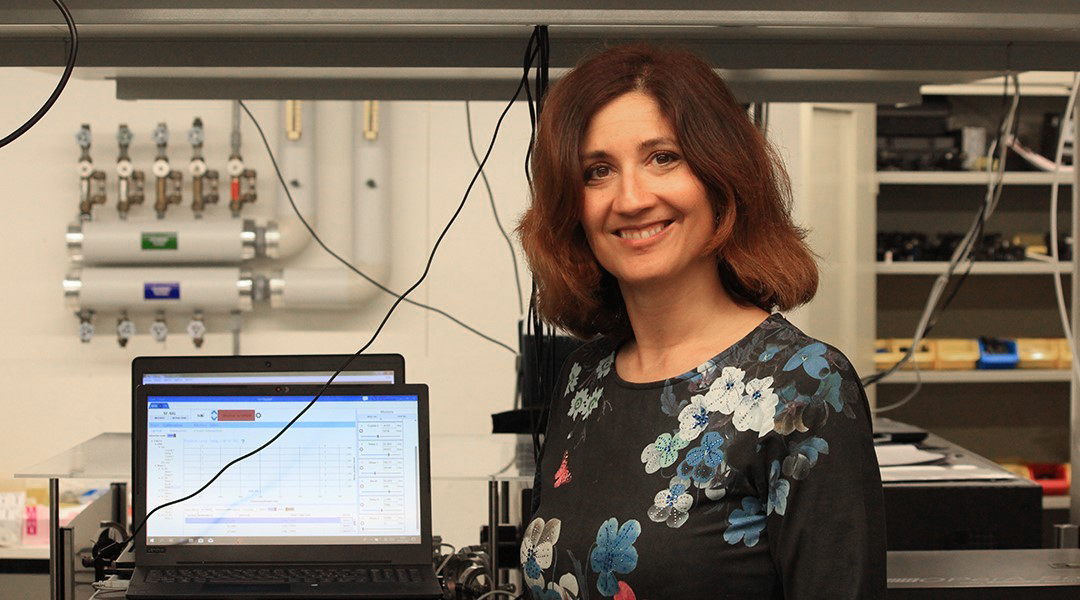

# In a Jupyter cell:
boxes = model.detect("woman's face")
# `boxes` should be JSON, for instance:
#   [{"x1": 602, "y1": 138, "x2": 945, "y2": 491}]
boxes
[{"x1": 579, "y1": 91, "x2": 718, "y2": 294}]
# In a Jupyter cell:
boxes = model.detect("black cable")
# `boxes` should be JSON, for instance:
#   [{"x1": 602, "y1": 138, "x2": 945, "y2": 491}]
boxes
[
  {"x1": 0, "y1": 0, "x2": 77, "y2": 149},
  {"x1": 465, "y1": 100, "x2": 525, "y2": 315},
  {"x1": 239, "y1": 100, "x2": 516, "y2": 355},
  {"x1": 95, "y1": 29, "x2": 541, "y2": 561}
]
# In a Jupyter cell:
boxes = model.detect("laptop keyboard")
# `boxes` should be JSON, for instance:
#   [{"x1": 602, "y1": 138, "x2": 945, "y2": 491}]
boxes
[{"x1": 146, "y1": 566, "x2": 425, "y2": 585}]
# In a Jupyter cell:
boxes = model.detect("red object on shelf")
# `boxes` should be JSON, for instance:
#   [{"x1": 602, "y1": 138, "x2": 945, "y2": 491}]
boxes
[{"x1": 1025, "y1": 463, "x2": 1070, "y2": 496}]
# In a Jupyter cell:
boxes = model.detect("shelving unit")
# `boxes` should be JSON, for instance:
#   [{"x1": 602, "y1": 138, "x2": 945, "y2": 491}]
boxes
[
  {"x1": 877, "y1": 171, "x2": 1074, "y2": 186},
  {"x1": 877, "y1": 261, "x2": 1073, "y2": 275},
  {"x1": 882, "y1": 369, "x2": 1071, "y2": 384},
  {"x1": 873, "y1": 80, "x2": 1075, "y2": 469}
]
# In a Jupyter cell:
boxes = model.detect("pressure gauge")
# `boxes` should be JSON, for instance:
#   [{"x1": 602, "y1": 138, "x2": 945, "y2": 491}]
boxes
[
  {"x1": 188, "y1": 121, "x2": 205, "y2": 146},
  {"x1": 117, "y1": 159, "x2": 134, "y2": 177},
  {"x1": 227, "y1": 158, "x2": 245, "y2": 177},
  {"x1": 77, "y1": 160, "x2": 94, "y2": 177},
  {"x1": 76, "y1": 125, "x2": 91, "y2": 149},
  {"x1": 152, "y1": 123, "x2": 169, "y2": 147},
  {"x1": 116, "y1": 125, "x2": 134, "y2": 148}
]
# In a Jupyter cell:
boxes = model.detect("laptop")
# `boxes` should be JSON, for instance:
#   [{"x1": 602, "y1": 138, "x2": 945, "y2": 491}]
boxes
[{"x1": 127, "y1": 383, "x2": 443, "y2": 599}]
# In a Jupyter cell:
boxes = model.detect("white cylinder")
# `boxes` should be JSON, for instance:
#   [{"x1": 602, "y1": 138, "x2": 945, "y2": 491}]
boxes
[
  {"x1": 268, "y1": 268, "x2": 371, "y2": 309},
  {"x1": 353, "y1": 101, "x2": 392, "y2": 277},
  {"x1": 68, "y1": 219, "x2": 257, "y2": 264},
  {"x1": 65, "y1": 267, "x2": 253, "y2": 312},
  {"x1": 266, "y1": 101, "x2": 318, "y2": 259}
]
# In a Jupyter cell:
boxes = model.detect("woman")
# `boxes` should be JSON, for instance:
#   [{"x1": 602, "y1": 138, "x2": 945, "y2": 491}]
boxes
[{"x1": 516, "y1": 44, "x2": 886, "y2": 599}]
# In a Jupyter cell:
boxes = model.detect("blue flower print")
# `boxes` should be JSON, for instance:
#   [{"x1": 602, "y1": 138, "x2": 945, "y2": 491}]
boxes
[
  {"x1": 724, "y1": 497, "x2": 766, "y2": 547},
  {"x1": 677, "y1": 395, "x2": 714, "y2": 442},
  {"x1": 530, "y1": 584, "x2": 562, "y2": 600},
  {"x1": 520, "y1": 517, "x2": 561, "y2": 588},
  {"x1": 590, "y1": 518, "x2": 640, "y2": 597},
  {"x1": 759, "y1": 343, "x2": 781, "y2": 362},
  {"x1": 783, "y1": 342, "x2": 830, "y2": 379},
  {"x1": 783, "y1": 436, "x2": 830, "y2": 480},
  {"x1": 686, "y1": 431, "x2": 724, "y2": 468},
  {"x1": 767, "y1": 460, "x2": 790, "y2": 516},
  {"x1": 814, "y1": 371, "x2": 844, "y2": 413}
]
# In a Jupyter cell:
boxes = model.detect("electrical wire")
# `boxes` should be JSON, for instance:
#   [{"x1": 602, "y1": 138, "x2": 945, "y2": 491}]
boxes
[
  {"x1": 94, "y1": 28, "x2": 543, "y2": 563},
  {"x1": 240, "y1": 99, "x2": 515, "y2": 355},
  {"x1": 1047, "y1": 72, "x2": 1080, "y2": 382},
  {"x1": 872, "y1": 73, "x2": 1021, "y2": 412},
  {"x1": 466, "y1": 100, "x2": 525, "y2": 314},
  {"x1": 0, "y1": 0, "x2": 77, "y2": 149}
]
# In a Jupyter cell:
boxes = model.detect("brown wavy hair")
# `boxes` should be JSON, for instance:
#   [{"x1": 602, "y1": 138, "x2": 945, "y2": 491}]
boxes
[{"x1": 517, "y1": 43, "x2": 818, "y2": 340}]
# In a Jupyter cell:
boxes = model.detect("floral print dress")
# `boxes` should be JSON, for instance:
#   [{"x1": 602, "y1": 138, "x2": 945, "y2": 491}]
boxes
[{"x1": 521, "y1": 314, "x2": 886, "y2": 600}]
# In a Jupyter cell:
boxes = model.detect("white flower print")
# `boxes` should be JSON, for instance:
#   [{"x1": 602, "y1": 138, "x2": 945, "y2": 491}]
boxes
[
  {"x1": 520, "y1": 517, "x2": 561, "y2": 588},
  {"x1": 545, "y1": 573, "x2": 580, "y2": 600},
  {"x1": 596, "y1": 352, "x2": 615, "y2": 378},
  {"x1": 567, "y1": 389, "x2": 588, "y2": 420},
  {"x1": 733, "y1": 376, "x2": 779, "y2": 437},
  {"x1": 640, "y1": 432, "x2": 689, "y2": 474},
  {"x1": 647, "y1": 476, "x2": 694, "y2": 528},
  {"x1": 709, "y1": 366, "x2": 746, "y2": 415},
  {"x1": 579, "y1": 388, "x2": 602, "y2": 419},
  {"x1": 564, "y1": 362, "x2": 582, "y2": 396},
  {"x1": 677, "y1": 394, "x2": 713, "y2": 442}
]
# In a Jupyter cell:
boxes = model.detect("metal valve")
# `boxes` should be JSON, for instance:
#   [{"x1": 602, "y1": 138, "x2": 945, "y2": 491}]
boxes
[
  {"x1": 152, "y1": 123, "x2": 183, "y2": 218},
  {"x1": 77, "y1": 310, "x2": 94, "y2": 343},
  {"x1": 189, "y1": 118, "x2": 211, "y2": 218},
  {"x1": 116, "y1": 124, "x2": 145, "y2": 219},
  {"x1": 150, "y1": 311, "x2": 168, "y2": 343},
  {"x1": 77, "y1": 125, "x2": 107, "y2": 220},
  {"x1": 117, "y1": 313, "x2": 136, "y2": 347},
  {"x1": 187, "y1": 311, "x2": 207, "y2": 348}
]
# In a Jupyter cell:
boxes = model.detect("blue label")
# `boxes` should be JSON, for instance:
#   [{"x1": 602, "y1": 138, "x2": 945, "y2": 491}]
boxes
[
  {"x1": 144, "y1": 282, "x2": 180, "y2": 300},
  {"x1": 148, "y1": 402, "x2": 170, "y2": 409}
]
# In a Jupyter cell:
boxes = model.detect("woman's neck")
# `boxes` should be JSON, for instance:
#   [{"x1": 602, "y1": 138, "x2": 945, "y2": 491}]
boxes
[{"x1": 616, "y1": 271, "x2": 769, "y2": 383}]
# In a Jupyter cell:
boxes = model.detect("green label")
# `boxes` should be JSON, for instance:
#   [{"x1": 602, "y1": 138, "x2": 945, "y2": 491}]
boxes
[{"x1": 142, "y1": 232, "x2": 178, "y2": 250}]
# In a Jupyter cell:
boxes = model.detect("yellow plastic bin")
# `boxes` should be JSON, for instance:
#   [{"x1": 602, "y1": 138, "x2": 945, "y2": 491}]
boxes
[
  {"x1": 933, "y1": 339, "x2": 980, "y2": 370},
  {"x1": 874, "y1": 339, "x2": 904, "y2": 371},
  {"x1": 888, "y1": 338, "x2": 936, "y2": 371},
  {"x1": 1058, "y1": 338, "x2": 1074, "y2": 370},
  {"x1": 1017, "y1": 338, "x2": 1059, "y2": 369}
]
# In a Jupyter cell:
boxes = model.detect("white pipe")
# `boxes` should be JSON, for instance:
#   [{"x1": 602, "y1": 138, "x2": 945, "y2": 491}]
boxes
[
  {"x1": 265, "y1": 100, "x2": 318, "y2": 259},
  {"x1": 64, "y1": 267, "x2": 253, "y2": 312},
  {"x1": 68, "y1": 219, "x2": 256, "y2": 264},
  {"x1": 272, "y1": 101, "x2": 392, "y2": 310}
]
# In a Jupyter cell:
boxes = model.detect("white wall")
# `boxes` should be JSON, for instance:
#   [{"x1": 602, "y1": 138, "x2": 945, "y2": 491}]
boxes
[{"x1": 0, "y1": 68, "x2": 535, "y2": 548}]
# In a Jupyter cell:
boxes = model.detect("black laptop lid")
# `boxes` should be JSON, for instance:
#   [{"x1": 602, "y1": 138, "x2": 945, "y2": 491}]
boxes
[{"x1": 133, "y1": 383, "x2": 432, "y2": 567}]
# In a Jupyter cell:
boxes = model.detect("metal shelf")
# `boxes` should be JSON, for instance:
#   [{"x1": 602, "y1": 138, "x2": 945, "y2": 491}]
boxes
[
  {"x1": 878, "y1": 369, "x2": 1071, "y2": 384},
  {"x1": 1, "y1": 1, "x2": 1078, "y2": 101},
  {"x1": 876, "y1": 261, "x2": 1073, "y2": 275},
  {"x1": 877, "y1": 171, "x2": 1075, "y2": 186}
]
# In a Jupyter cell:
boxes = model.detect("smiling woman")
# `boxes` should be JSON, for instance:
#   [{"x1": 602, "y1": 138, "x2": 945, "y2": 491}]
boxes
[{"x1": 517, "y1": 44, "x2": 885, "y2": 599}]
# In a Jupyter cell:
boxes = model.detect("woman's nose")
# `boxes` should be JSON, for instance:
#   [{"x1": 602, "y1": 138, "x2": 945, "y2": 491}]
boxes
[{"x1": 613, "y1": 169, "x2": 654, "y2": 214}]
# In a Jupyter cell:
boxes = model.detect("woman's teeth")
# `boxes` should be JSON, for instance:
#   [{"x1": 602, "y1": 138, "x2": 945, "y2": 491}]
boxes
[{"x1": 619, "y1": 223, "x2": 666, "y2": 240}]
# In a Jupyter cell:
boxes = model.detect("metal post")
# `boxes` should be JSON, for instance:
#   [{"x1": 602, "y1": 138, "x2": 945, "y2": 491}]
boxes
[
  {"x1": 60, "y1": 527, "x2": 75, "y2": 600},
  {"x1": 1072, "y1": 95, "x2": 1080, "y2": 527},
  {"x1": 111, "y1": 481, "x2": 128, "y2": 531},
  {"x1": 487, "y1": 478, "x2": 499, "y2": 595},
  {"x1": 49, "y1": 477, "x2": 60, "y2": 600}
]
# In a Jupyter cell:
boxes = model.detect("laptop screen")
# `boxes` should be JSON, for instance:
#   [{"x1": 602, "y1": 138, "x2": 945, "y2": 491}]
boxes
[{"x1": 143, "y1": 390, "x2": 423, "y2": 547}]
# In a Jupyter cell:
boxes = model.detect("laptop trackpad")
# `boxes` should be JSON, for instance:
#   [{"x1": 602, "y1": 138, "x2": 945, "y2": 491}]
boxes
[{"x1": 202, "y1": 583, "x2": 291, "y2": 594}]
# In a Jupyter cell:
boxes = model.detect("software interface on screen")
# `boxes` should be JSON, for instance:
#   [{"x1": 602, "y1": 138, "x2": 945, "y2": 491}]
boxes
[
  {"x1": 145, "y1": 393, "x2": 422, "y2": 546},
  {"x1": 142, "y1": 370, "x2": 397, "y2": 385}
]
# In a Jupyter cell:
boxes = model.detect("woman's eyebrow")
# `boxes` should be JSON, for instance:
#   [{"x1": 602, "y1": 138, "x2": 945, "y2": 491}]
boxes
[{"x1": 580, "y1": 137, "x2": 678, "y2": 162}]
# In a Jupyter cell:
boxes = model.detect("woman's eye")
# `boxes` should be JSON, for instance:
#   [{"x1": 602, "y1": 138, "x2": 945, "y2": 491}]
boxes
[
  {"x1": 653, "y1": 152, "x2": 679, "y2": 166},
  {"x1": 585, "y1": 165, "x2": 611, "y2": 182}
]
